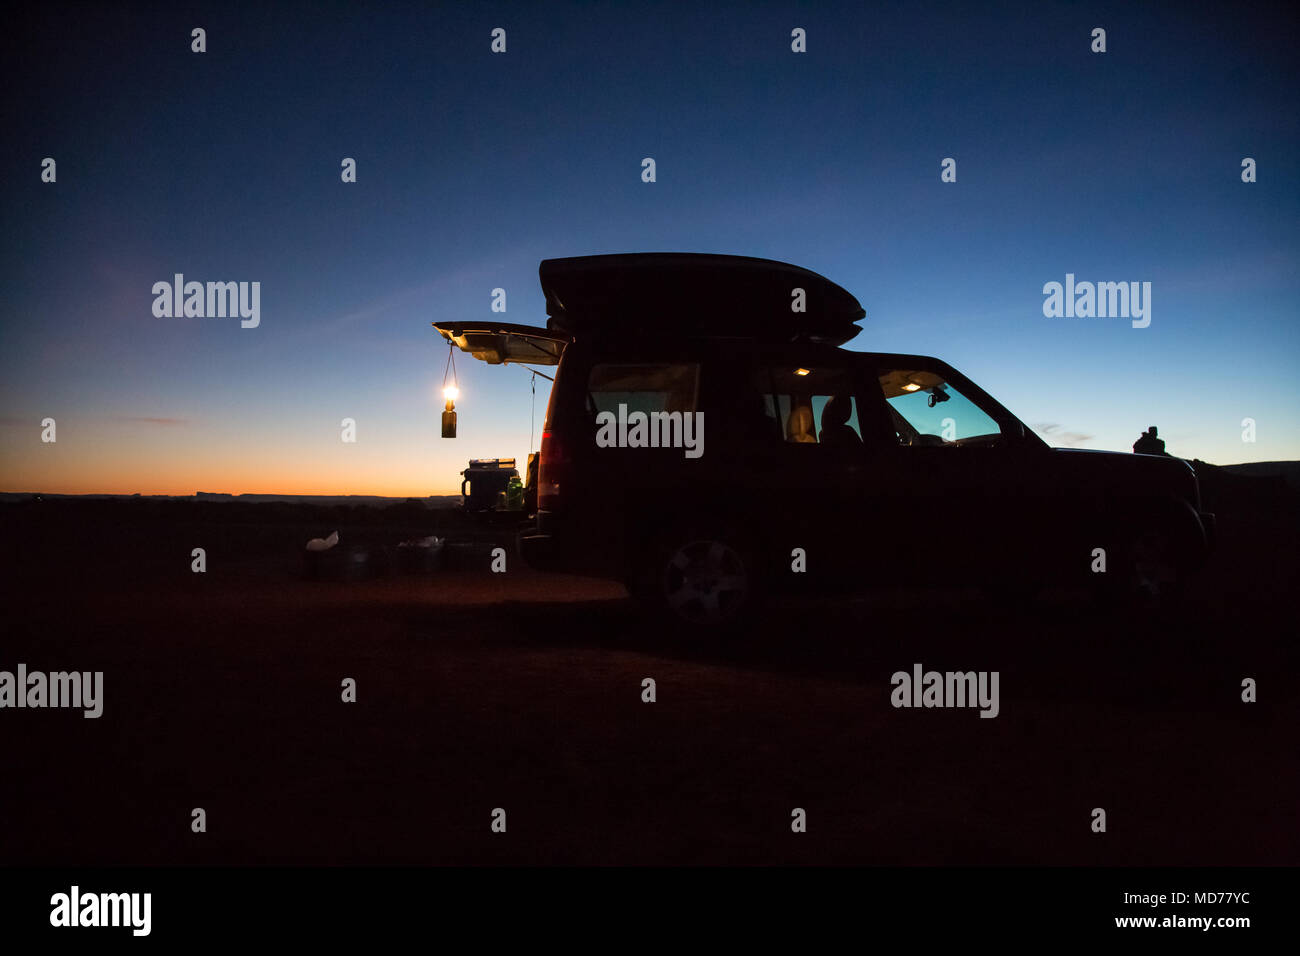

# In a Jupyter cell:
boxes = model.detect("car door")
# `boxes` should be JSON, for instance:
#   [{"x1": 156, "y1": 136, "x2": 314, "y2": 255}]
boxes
[
  {"x1": 860, "y1": 357, "x2": 1046, "y2": 586},
  {"x1": 730, "y1": 344, "x2": 880, "y2": 592}
]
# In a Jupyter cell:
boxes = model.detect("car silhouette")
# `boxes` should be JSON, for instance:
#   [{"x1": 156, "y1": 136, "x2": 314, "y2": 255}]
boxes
[{"x1": 435, "y1": 253, "x2": 1215, "y2": 628}]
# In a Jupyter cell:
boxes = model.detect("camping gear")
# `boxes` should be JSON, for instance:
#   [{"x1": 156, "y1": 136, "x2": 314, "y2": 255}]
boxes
[
  {"x1": 441, "y1": 342, "x2": 459, "y2": 436},
  {"x1": 460, "y1": 458, "x2": 519, "y2": 512},
  {"x1": 303, "y1": 541, "x2": 389, "y2": 581},
  {"x1": 397, "y1": 535, "x2": 445, "y2": 572},
  {"x1": 504, "y1": 475, "x2": 524, "y2": 510},
  {"x1": 305, "y1": 530, "x2": 339, "y2": 552}
]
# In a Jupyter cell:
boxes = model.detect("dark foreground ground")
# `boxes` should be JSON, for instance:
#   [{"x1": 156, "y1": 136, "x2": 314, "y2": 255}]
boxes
[{"x1": 2, "y1": 474, "x2": 1297, "y2": 866}]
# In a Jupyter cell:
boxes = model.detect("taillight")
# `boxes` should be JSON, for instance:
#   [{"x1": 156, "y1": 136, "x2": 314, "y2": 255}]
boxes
[{"x1": 538, "y1": 429, "x2": 567, "y2": 510}]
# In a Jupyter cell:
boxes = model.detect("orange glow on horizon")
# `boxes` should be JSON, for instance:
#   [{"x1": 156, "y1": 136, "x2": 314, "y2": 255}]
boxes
[{"x1": 0, "y1": 422, "x2": 524, "y2": 499}]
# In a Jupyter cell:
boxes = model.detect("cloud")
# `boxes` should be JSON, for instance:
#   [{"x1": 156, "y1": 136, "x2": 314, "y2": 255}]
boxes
[{"x1": 1032, "y1": 423, "x2": 1094, "y2": 446}]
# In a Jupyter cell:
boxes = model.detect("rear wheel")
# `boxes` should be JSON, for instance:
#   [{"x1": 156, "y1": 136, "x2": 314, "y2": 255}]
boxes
[{"x1": 632, "y1": 528, "x2": 759, "y2": 635}]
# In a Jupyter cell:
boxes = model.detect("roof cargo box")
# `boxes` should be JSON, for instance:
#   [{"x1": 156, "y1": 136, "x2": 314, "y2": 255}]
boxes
[{"x1": 539, "y1": 253, "x2": 864, "y2": 347}]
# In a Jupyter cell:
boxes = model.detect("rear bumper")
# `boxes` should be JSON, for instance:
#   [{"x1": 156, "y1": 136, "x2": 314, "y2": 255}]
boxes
[{"x1": 518, "y1": 513, "x2": 623, "y2": 579}]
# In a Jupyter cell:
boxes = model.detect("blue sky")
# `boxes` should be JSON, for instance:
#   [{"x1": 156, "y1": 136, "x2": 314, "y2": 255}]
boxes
[{"x1": 2, "y1": 0, "x2": 1297, "y2": 494}]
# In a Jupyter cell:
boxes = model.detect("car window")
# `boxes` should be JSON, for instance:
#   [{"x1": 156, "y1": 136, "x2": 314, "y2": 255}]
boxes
[
  {"x1": 758, "y1": 365, "x2": 862, "y2": 446},
  {"x1": 587, "y1": 363, "x2": 699, "y2": 416},
  {"x1": 877, "y1": 368, "x2": 1002, "y2": 445}
]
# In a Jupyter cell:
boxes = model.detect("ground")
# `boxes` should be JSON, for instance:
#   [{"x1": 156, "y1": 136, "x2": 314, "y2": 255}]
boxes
[{"x1": 1, "y1": 480, "x2": 1296, "y2": 865}]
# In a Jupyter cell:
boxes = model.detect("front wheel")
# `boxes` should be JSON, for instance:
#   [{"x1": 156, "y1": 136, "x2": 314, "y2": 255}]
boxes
[{"x1": 1094, "y1": 520, "x2": 1187, "y2": 608}]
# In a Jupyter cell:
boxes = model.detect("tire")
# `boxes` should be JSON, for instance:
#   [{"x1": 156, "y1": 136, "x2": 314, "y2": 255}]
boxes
[
  {"x1": 631, "y1": 526, "x2": 759, "y2": 636},
  {"x1": 1093, "y1": 519, "x2": 1187, "y2": 609}
]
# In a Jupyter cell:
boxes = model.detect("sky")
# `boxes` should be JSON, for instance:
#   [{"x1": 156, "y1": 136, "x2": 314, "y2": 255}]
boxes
[{"x1": 2, "y1": 0, "x2": 1297, "y2": 495}]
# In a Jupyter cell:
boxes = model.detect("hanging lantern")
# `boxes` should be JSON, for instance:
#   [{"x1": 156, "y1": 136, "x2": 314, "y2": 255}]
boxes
[{"x1": 441, "y1": 343, "x2": 459, "y2": 438}]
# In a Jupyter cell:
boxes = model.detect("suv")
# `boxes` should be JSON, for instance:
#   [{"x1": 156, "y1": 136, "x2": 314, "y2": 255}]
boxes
[{"x1": 435, "y1": 253, "x2": 1214, "y2": 625}]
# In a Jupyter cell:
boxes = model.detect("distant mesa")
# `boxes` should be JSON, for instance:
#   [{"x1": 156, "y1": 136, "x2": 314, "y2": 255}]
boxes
[
  {"x1": 191, "y1": 493, "x2": 461, "y2": 507},
  {"x1": 1214, "y1": 461, "x2": 1300, "y2": 490}
]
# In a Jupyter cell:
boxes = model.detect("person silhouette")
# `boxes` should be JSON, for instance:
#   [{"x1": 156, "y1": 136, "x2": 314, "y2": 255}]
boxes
[{"x1": 1133, "y1": 425, "x2": 1167, "y2": 455}]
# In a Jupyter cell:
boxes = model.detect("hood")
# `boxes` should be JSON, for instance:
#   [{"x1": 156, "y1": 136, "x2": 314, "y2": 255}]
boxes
[{"x1": 1050, "y1": 446, "x2": 1200, "y2": 499}]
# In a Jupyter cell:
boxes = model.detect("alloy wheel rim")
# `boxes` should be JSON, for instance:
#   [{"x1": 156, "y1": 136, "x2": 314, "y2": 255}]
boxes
[{"x1": 662, "y1": 539, "x2": 748, "y2": 622}]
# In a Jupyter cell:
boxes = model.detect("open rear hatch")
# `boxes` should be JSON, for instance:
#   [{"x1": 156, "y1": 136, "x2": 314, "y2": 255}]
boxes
[{"x1": 432, "y1": 321, "x2": 567, "y2": 366}]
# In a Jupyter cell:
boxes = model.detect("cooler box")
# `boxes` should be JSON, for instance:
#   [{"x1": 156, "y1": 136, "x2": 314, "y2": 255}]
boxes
[{"x1": 460, "y1": 458, "x2": 519, "y2": 512}]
